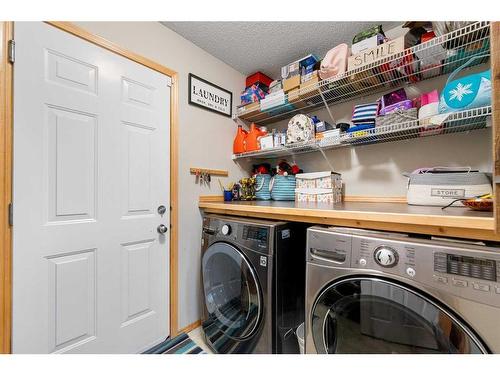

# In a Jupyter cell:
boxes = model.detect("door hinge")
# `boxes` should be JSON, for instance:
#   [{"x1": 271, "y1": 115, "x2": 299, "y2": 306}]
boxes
[
  {"x1": 8, "y1": 203, "x2": 13, "y2": 226},
  {"x1": 8, "y1": 40, "x2": 15, "y2": 64}
]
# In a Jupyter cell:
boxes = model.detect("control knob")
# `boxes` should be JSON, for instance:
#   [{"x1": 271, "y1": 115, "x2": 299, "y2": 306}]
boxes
[
  {"x1": 374, "y1": 246, "x2": 398, "y2": 268},
  {"x1": 221, "y1": 224, "x2": 232, "y2": 236}
]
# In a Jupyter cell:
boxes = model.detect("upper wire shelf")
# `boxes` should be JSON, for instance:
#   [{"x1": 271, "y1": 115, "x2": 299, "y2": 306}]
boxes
[
  {"x1": 232, "y1": 106, "x2": 492, "y2": 160},
  {"x1": 234, "y1": 21, "x2": 491, "y2": 126}
]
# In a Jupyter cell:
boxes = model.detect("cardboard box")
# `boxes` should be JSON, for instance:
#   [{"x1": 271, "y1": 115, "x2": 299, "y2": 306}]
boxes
[
  {"x1": 287, "y1": 88, "x2": 307, "y2": 108},
  {"x1": 351, "y1": 34, "x2": 383, "y2": 54},
  {"x1": 295, "y1": 171, "x2": 343, "y2": 203},
  {"x1": 281, "y1": 54, "x2": 319, "y2": 80},
  {"x1": 301, "y1": 70, "x2": 319, "y2": 84},
  {"x1": 259, "y1": 135, "x2": 274, "y2": 150},
  {"x1": 281, "y1": 61, "x2": 300, "y2": 80},
  {"x1": 236, "y1": 101, "x2": 269, "y2": 122},
  {"x1": 283, "y1": 75, "x2": 301, "y2": 92},
  {"x1": 348, "y1": 36, "x2": 407, "y2": 71},
  {"x1": 299, "y1": 75, "x2": 321, "y2": 100},
  {"x1": 236, "y1": 101, "x2": 259, "y2": 116}
]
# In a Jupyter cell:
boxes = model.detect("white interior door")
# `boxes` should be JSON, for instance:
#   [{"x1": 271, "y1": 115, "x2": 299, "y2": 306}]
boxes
[{"x1": 12, "y1": 22, "x2": 171, "y2": 353}]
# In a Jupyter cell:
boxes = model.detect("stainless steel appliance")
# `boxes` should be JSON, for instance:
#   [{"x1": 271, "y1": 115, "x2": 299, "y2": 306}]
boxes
[
  {"x1": 201, "y1": 214, "x2": 306, "y2": 353},
  {"x1": 305, "y1": 226, "x2": 500, "y2": 354}
]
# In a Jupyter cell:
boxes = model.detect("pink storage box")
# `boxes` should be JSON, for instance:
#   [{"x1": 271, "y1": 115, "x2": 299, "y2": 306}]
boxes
[{"x1": 379, "y1": 99, "x2": 414, "y2": 116}]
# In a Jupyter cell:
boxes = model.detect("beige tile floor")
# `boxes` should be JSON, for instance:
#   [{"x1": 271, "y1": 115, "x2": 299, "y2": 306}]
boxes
[{"x1": 188, "y1": 326, "x2": 214, "y2": 353}]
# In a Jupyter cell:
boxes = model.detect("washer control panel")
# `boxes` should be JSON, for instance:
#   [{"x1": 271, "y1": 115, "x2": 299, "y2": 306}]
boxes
[
  {"x1": 432, "y1": 251, "x2": 500, "y2": 303},
  {"x1": 308, "y1": 227, "x2": 500, "y2": 308},
  {"x1": 434, "y1": 252, "x2": 497, "y2": 282},
  {"x1": 355, "y1": 236, "x2": 417, "y2": 278},
  {"x1": 202, "y1": 216, "x2": 273, "y2": 254}
]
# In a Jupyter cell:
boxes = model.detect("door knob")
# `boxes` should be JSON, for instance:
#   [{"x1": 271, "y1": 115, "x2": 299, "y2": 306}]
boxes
[{"x1": 157, "y1": 224, "x2": 168, "y2": 234}]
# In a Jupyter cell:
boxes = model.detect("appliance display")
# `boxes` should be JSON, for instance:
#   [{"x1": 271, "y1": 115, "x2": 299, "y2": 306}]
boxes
[
  {"x1": 242, "y1": 226, "x2": 268, "y2": 242},
  {"x1": 305, "y1": 226, "x2": 500, "y2": 354},
  {"x1": 435, "y1": 252, "x2": 497, "y2": 281},
  {"x1": 201, "y1": 215, "x2": 307, "y2": 354}
]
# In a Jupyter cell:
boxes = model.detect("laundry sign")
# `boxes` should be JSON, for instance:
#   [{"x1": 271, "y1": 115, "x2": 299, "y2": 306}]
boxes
[{"x1": 188, "y1": 73, "x2": 233, "y2": 117}]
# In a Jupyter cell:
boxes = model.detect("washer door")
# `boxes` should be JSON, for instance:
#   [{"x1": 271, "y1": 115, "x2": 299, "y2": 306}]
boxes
[
  {"x1": 202, "y1": 242, "x2": 262, "y2": 340},
  {"x1": 311, "y1": 277, "x2": 488, "y2": 354}
]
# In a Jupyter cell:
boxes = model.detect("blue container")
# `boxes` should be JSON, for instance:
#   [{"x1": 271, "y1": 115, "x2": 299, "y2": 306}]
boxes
[
  {"x1": 255, "y1": 174, "x2": 271, "y2": 200},
  {"x1": 270, "y1": 175, "x2": 296, "y2": 201},
  {"x1": 439, "y1": 57, "x2": 491, "y2": 114},
  {"x1": 224, "y1": 190, "x2": 233, "y2": 202}
]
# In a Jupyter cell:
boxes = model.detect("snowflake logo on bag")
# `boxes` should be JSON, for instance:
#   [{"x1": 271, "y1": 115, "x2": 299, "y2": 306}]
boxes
[{"x1": 449, "y1": 83, "x2": 473, "y2": 102}]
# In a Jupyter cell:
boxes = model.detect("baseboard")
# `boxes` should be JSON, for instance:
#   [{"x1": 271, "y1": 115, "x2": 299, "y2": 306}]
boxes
[{"x1": 178, "y1": 320, "x2": 201, "y2": 334}]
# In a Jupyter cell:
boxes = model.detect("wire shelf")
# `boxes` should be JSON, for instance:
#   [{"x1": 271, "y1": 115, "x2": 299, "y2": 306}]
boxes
[
  {"x1": 232, "y1": 106, "x2": 492, "y2": 160},
  {"x1": 235, "y1": 21, "x2": 491, "y2": 126}
]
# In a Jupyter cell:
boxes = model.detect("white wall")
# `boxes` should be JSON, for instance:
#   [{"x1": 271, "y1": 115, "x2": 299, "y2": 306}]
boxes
[{"x1": 73, "y1": 22, "x2": 246, "y2": 329}]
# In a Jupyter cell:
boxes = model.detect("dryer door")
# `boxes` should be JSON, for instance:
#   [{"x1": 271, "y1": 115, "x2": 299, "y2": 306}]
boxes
[
  {"x1": 202, "y1": 242, "x2": 262, "y2": 340},
  {"x1": 311, "y1": 277, "x2": 488, "y2": 354}
]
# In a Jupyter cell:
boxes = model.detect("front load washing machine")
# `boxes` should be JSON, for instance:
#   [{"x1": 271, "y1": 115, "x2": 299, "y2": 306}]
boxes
[
  {"x1": 305, "y1": 226, "x2": 500, "y2": 354},
  {"x1": 201, "y1": 214, "x2": 306, "y2": 354}
]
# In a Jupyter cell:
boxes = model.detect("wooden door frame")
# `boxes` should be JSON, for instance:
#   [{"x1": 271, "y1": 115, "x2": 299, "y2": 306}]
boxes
[
  {"x1": 492, "y1": 22, "x2": 500, "y2": 233},
  {"x1": 0, "y1": 21, "x2": 14, "y2": 355},
  {"x1": 0, "y1": 21, "x2": 180, "y2": 353}
]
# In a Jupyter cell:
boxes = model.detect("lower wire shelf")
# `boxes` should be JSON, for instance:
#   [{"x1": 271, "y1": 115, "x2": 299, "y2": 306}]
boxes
[{"x1": 232, "y1": 106, "x2": 492, "y2": 160}]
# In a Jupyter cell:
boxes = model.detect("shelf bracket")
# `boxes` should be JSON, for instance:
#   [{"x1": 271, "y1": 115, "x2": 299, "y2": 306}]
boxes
[
  {"x1": 233, "y1": 115, "x2": 250, "y2": 129},
  {"x1": 316, "y1": 144, "x2": 335, "y2": 172},
  {"x1": 318, "y1": 88, "x2": 336, "y2": 125}
]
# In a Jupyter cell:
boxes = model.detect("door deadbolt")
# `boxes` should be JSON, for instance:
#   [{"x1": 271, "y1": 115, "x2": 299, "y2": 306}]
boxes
[
  {"x1": 157, "y1": 224, "x2": 168, "y2": 234},
  {"x1": 157, "y1": 205, "x2": 167, "y2": 215}
]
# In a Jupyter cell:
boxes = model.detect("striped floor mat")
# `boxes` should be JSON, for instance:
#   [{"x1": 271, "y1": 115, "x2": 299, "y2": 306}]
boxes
[{"x1": 143, "y1": 333, "x2": 205, "y2": 354}]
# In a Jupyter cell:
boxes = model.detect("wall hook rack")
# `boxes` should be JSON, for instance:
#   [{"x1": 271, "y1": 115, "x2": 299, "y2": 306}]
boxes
[{"x1": 189, "y1": 168, "x2": 228, "y2": 177}]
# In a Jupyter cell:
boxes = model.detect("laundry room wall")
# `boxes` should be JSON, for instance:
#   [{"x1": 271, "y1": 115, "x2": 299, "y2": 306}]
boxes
[{"x1": 73, "y1": 21, "x2": 247, "y2": 330}]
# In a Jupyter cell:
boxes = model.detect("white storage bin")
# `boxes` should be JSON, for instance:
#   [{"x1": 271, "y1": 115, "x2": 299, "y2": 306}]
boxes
[{"x1": 405, "y1": 168, "x2": 492, "y2": 206}]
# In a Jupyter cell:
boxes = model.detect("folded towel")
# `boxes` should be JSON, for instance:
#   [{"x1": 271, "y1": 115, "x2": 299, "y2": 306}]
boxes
[
  {"x1": 352, "y1": 103, "x2": 379, "y2": 123},
  {"x1": 346, "y1": 123, "x2": 375, "y2": 133}
]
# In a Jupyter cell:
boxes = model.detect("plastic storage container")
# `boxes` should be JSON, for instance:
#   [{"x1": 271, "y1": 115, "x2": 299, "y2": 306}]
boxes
[{"x1": 296, "y1": 323, "x2": 305, "y2": 354}]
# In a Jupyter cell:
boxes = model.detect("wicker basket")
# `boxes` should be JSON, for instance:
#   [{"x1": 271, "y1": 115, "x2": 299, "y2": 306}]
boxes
[
  {"x1": 375, "y1": 107, "x2": 418, "y2": 127},
  {"x1": 375, "y1": 107, "x2": 418, "y2": 137}
]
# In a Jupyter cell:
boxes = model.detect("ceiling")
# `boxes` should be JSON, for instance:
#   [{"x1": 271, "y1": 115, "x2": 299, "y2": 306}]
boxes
[{"x1": 161, "y1": 22, "x2": 401, "y2": 79}]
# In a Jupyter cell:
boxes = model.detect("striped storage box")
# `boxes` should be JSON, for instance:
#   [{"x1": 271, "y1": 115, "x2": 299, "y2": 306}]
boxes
[
  {"x1": 270, "y1": 175, "x2": 296, "y2": 201},
  {"x1": 352, "y1": 102, "x2": 379, "y2": 124}
]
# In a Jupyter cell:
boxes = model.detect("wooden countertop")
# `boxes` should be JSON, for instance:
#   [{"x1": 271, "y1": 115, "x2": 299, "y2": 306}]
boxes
[{"x1": 199, "y1": 199, "x2": 500, "y2": 241}]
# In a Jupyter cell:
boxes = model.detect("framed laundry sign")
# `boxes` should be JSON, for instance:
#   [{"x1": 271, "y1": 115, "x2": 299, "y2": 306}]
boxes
[{"x1": 188, "y1": 73, "x2": 233, "y2": 117}]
